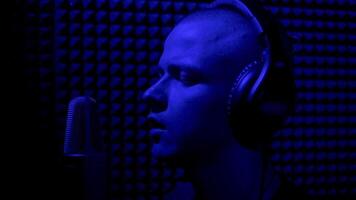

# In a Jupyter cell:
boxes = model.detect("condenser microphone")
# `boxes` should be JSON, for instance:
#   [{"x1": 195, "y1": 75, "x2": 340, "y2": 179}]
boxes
[
  {"x1": 63, "y1": 96, "x2": 108, "y2": 200},
  {"x1": 64, "y1": 96, "x2": 99, "y2": 154}
]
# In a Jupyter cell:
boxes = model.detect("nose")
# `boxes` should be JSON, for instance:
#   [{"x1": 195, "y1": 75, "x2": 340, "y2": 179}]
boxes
[{"x1": 141, "y1": 79, "x2": 168, "y2": 113}]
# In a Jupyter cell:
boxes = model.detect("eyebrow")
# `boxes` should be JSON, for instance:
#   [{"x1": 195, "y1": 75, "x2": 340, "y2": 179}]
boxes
[{"x1": 160, "y1": 63, "x2": 203, "y2": 75}]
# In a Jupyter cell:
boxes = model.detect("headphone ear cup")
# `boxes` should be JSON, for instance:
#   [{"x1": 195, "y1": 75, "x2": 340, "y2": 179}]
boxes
[
  {"x1": 227, "y1": 50, "x2": 271, "y2": 147},
  {"x1": 227, "y1": 60, "x2": 296, "y2": 148},
  {"x1": 228, "y1": 63, "x2": 258, "y2": 111},
  {"x1": 227, "y1": 61, "x2": 263, "y2": 146},
  {"x1": 257, "y1": 60, "x2": 297, "y2": 132}
]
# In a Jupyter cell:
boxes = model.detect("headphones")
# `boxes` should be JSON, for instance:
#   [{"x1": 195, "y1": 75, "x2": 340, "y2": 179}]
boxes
[
  {"x1": 205, "y1": 3, "x2": 296, "y2": 200},
  {"x1": 209, "y1": 0, "x2": 296, "y2": 147}
]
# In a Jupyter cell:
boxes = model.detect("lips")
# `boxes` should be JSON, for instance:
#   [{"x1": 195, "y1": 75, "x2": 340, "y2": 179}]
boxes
[
  {"x1": 147, "y1": 115, "x2": 166, "y2": 130},
  {"x1": 147, "y1": 115, "x2": 167, "y2": 143},
  {"x1": 150, "y1": 128, "x2": 167, "y2": 143}
]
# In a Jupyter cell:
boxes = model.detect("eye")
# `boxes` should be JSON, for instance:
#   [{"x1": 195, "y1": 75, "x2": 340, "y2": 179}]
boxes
[
  {"x1": 179, "y1": 72, "x2": 198, "y2": 86},
  {"x1": 165, "y1": 64, "x2": 200, "y2": 86}
]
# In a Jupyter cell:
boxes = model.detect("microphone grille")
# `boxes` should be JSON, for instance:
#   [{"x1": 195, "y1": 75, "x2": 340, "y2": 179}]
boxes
[{"x1": 64, "y1": 96, "x2": 97, "y2": 154}]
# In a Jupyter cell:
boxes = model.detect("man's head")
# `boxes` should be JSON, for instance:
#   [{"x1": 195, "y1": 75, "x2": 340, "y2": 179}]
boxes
[{"x1": 143, "y1": 1, "x2": 295, "y2": 163}]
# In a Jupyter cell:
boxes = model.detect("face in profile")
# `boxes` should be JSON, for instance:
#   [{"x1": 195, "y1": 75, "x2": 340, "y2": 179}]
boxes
[{"x1": 143, "y1": 10, "x2": 261, "y2": 163}]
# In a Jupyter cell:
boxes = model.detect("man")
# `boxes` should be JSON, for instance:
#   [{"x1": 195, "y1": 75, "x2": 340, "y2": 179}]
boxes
[{"x1": 142, "y1": 0, "x2": 306, "y2": 199}]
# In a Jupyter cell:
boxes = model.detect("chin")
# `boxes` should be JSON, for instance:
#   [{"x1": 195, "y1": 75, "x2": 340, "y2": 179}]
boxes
[
  {"x1": 152, "y1": 143, "x2": 176, "y2": 159},
  {"x1": 151, "y1": 144, "x2": 194, "y2": 166}
]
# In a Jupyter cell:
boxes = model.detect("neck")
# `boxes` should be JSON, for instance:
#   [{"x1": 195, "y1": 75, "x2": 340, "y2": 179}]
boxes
[{"x1": 183, "y1": 142, "x2": 280, "y2": 200}]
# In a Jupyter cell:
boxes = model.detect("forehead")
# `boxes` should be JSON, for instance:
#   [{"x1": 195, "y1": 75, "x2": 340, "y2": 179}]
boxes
[{"x1": 158, "y1": 10, "x2": 259, "y2": 79}]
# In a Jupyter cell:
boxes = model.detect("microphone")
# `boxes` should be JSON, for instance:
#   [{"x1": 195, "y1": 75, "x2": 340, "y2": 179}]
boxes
[
  {"x1": 63, "y1": 96, "x2": 108, "y2": 200},
  {"x1": 64, "y1": 96, "x2": 99, "y2": 154}
]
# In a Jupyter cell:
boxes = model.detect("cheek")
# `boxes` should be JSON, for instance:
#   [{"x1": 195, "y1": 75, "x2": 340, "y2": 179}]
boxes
[{"x1": 167, "y1": 84, "x2": 229, "y2": 140}]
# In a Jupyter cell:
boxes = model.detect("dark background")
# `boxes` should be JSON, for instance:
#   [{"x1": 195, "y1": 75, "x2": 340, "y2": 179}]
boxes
[{"x1": 7, "y1": 0, "x2": 355, "y2": 199}]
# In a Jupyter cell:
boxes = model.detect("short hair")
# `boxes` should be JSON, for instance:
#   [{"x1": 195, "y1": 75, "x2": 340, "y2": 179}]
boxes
[{"x1": 186, "y1": 0, "x2": 295, "y2": 68}]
